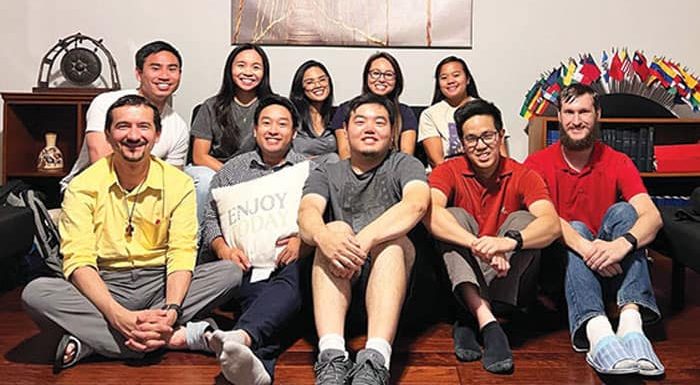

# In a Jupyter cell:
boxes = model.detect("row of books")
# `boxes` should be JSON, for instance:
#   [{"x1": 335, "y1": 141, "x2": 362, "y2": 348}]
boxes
[{"x1": 546, "y1": 126, "x2": 655, "y2": 172}]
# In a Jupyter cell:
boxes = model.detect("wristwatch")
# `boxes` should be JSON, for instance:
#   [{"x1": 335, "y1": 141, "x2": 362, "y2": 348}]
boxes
[
  {"x1": 503, "y1": 230, "x2": 523, "y2": 252},
  {"x1": 161, "y1": 303, "x2": 183, "y2": 325},
  {"x1": 621, "y1": 232, "x2": 638, "y2": 251}
]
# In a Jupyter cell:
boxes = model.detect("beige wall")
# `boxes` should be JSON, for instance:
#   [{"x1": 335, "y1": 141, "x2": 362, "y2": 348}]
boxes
[{"x1": 2, "y1": 0, "x2": 700, "y2": 169}]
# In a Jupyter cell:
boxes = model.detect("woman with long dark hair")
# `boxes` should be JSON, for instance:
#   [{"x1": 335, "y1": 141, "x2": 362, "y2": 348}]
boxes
[
  {"x1": 289, "y1": 60, "x2": 338, "y2": 163},
  {"x1": 418, "y1": 56, "x2": 480, "y2": 167},
  {"x1": 330, "y1": 52, "x2": 417, "y2": 159},
  {"x1": 187, "y1": 44, "x2": 272, "y2": 221}
]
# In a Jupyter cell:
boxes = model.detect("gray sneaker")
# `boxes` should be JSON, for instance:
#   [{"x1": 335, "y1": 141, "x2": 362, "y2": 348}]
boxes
[
  {"x1": 347, "y1": 348, "x2": 390, "y2": 385},
  {"x1": 314, "y1": 349, "x2": 353, "y2": 385}
]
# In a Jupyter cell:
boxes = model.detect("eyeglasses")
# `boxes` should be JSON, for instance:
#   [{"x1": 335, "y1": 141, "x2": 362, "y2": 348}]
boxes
[
  {"x1": 302, "y1": 76, "x2": 328, "y2": 89},
  {"x1": 368, "y1": 70, "x2": 396, "y2": 81},
  {"x1": 463, "y1": 131, "x2": 499, "y2": 148}
]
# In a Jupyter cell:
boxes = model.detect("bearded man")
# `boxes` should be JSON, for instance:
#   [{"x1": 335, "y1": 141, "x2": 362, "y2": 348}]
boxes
[{"x1": 525, "y1": 83, "x2": 665, "y2": 376}]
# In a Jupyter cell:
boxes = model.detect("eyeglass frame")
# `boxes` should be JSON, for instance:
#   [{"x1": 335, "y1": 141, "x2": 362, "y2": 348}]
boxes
[
  {"x1": 367, "y1": 69, "x2": 396, "y2": 81},
  {"x1": 462, "y1": 130, "x2": 500, "y2": 149},
  {"x1": 302, "y1": 76, "x2": 329, "y2": 89}
]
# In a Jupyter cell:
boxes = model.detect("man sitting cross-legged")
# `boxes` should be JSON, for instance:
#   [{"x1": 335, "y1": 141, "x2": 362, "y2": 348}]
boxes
[
  {"x1": 21, "y1": 95, "x2": 240, "y2": 373},
  {"x1": 298, "y1": 94, "x2": 430, "y2": 385}
]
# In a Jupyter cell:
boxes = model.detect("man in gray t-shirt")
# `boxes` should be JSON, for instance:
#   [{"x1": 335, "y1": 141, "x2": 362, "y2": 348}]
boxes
[
  {"x1": 299, "y1": 94, "x2": 429, "y2": 385},
  {"x1": 303, "y1": 151, "x2": 425, "y2": 233}
]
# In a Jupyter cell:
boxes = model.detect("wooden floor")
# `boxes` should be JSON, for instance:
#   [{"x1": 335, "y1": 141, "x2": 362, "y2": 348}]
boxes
[{"x1": 1, "y1": 255, "x2": 699, "y2": 385}]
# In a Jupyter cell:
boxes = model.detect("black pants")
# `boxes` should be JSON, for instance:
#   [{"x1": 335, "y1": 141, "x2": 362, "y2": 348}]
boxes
[{"x1": 234, "y1": 259, "x2": 306, "y2": 376}]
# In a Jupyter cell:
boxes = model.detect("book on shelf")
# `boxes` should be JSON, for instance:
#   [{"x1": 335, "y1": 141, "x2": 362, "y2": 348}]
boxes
[
  {"x1": 622, "y1": 128, "x2": 634, "y2": 165},
  {"x1": 638, "y1": 127, "x2": 647, "y2": 171},
  {"x1": 646, "y1": 126, "x2": 655, "y2": 172}
]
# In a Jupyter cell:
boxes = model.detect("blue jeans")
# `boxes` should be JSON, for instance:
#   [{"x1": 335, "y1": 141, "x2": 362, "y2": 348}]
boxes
[
  {"x1": 566, "y1": 202, "x2": 661, "y2": 351},
  {"x1": 184, "y1": 165, "x2": 216, "y2": 224}
]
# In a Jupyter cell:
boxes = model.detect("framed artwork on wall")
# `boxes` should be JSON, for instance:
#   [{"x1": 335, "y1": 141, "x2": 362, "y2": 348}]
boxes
[{"x1": 231, "y1": 0, "x2": 473, "y2": 48}]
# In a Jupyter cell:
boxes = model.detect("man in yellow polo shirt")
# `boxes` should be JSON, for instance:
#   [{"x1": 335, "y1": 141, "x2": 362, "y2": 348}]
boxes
[{"x1": 21, "y1": 95, "x2": 241, "y2": 373}]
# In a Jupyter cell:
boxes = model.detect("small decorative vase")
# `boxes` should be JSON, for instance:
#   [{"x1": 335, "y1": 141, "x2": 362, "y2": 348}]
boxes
[{"x1": 37, "y1": 132, "x2": 64, "y2": 171}]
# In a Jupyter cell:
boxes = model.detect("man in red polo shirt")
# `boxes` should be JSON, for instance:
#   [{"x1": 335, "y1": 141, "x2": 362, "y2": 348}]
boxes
[
  {"x1": 423, "y1": 99, "x2": 560, "y2": 374},
  {"x1": 525, "y1": 84, "x2": 664, "y2": 376}
]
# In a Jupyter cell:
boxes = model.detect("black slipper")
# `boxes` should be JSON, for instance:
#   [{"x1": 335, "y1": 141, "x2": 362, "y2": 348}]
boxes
[{"x1": 53, "y1": 335, "x2": 82, "y2": 374}]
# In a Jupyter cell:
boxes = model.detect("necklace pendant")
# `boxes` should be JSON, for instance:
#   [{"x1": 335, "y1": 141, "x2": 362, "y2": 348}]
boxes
[{"x1": 125, "y1": 224, "x2": 134, "y2": 237}]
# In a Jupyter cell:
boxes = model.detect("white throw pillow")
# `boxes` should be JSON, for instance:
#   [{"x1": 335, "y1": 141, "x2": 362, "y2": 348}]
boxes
[{"x1": 211, "y1": 161, "x2": 310, "y2": 269}]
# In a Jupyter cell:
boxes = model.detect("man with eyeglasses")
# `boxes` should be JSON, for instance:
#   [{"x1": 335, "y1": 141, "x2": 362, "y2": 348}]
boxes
[{"x1": 423, "y1": 99, "x2": 560, "y2": 374}]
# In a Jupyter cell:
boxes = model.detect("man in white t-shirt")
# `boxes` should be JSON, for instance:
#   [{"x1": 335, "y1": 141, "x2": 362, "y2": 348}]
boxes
[{"x1": 60, "y1": 41, "x2": 189, "y2": 190}]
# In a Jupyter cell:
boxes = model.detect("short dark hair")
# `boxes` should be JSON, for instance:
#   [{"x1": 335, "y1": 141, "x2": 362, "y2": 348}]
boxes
[
  {"x1": 557, "y1": 83, "x2": 600, "y2": 111},
  {"x1": 344, "y1": 93, "x2": 396, "y2": 127},
  {"x1": 254, "y1": 94, "x2": 299, "y2": 130},
  {"x1": 454, "y1": 99, "x2": 503, "y2": 139},
  {"x1": 135, "y1": 41, "x2": 182, "y2": 70},
  {"x1": 105, "y1": 94, "x2": 162, "y2": 133}
]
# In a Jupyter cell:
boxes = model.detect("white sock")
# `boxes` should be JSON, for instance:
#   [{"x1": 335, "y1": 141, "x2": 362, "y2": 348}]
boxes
[
  {"x1": 219, "y1": 341, "x2": 271, "y2": 385},
  {"x1": 586, "y1": 315, "x2": 615, "y2": 349},
  {"x1": 318, "y1": 334, "x2": 347, "y2": 358},
  {"x1": 208, "y1": 329, "x2": 247, "y2": 356},
  {"x1": 617, "y1": 308, "x2": 643, "y2": 337},
  {"x1": 365, "y1": 338, "x2": 392, "y2": 369}
]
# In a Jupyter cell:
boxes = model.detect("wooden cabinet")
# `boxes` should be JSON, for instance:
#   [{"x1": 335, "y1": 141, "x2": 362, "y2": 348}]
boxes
[
  {"x1": 2, "y1": 90, "x2": 104, "y2": 207},
  {"x1": 527, "y1": 116, "x2": 700, "y2": 196}
]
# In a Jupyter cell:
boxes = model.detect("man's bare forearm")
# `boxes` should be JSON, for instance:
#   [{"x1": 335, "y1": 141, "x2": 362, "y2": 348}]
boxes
[
  {"x1": 357, "y1": 182, "x2": 429, "y2": 249},
  {"x1": 299, "y1": 204, "x2": 329, "y2": 246},
  {"x1": 423, "y1": 204, "x2": 477, "y2": 249}
]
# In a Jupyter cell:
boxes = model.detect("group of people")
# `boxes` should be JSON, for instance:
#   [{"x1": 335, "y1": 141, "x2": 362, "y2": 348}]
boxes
[{"x1": 20, "y1": 40, "x2": 666, "y2": 385}]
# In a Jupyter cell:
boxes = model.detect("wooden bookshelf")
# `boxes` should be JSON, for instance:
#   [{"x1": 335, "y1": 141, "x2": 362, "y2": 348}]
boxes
[
  {"x1": 528, "y1": 116, "x2": 700, "y2": 178},
  {"x1": 2, "y1": 90, "x2": 106, "y2": 206}
]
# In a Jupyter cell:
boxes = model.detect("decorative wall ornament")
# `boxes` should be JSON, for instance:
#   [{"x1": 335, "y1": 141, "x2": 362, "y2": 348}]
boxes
[
  {"x1": 231, "y1": 0, "x2": 473, "y2": 48},
  {"x1": 35, "y1": 32, "x2": 121, "y2": 91},
  {"x1": 520, "y1": 49, "x2": 700, "y2": 119}
]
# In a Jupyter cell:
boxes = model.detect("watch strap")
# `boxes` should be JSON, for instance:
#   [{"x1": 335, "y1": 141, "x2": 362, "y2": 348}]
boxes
[
  {"x1": 621, "y1": 232, "x2": 638, "y2": 251},
  {"x1": 162, "y1": 303, "x2": 183, "y2": 324},
  {"x1": 504, "y1": 230, "x2": 523, "y2": 252}
]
